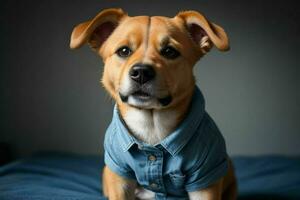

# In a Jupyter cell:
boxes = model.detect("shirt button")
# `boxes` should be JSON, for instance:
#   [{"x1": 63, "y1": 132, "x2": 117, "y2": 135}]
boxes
[
  {"x1": 148, "y1": 155, "x2": 156, "y2": 161},
  {"x1": 150, "y1": 182, "x2": 158, "y2": 189}
]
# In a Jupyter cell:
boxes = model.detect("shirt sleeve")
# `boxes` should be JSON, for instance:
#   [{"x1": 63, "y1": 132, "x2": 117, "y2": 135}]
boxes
[
  {"x1": 184, "y1": 134, "x2": 229, "y2": 192},
  {"x1": 104, "y1": 149, "x2": 135, "y2": 179},
  {"x1": 104, "y1": 125, "x2": 135, "y2": 180}
]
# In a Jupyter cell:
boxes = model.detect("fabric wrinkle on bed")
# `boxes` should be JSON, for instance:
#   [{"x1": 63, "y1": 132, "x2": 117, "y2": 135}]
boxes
[
  {"x1": 234, "y1": 155, "x2": 300, "y2": 199},
  {"x1": 0, "y1": 153, "x2": 105, "y2": 200},
  {"x1": 0, "y1": 152, "x2": 300, "y2": 200}
]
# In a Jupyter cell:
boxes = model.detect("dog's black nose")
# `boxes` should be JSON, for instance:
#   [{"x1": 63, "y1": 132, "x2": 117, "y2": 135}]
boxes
[{"x1": 129, "y1": 64, "x2": 155, "y2": 84}]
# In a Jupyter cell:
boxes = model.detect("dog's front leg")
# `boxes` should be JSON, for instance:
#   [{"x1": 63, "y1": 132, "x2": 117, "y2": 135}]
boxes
[
  {"x1": 188, "y1": 179, "x2": 223, "y2": 200},
  {"x1": 103, "y1": 165, "x2": 137, "y2": 200}
]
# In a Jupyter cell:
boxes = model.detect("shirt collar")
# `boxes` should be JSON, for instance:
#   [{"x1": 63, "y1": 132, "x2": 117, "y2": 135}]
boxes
[
  {"x1": 112, "y1": 106, "x2": 136, "y2": 152},
  {"x1": 112, "y1": 86, "x2": 206, "y2": 156}
]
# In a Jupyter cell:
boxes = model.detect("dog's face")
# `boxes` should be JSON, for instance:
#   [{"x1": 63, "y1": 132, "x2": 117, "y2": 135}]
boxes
[{"x1": 70, "y1": 9, "x2": 229, "y2": 110}]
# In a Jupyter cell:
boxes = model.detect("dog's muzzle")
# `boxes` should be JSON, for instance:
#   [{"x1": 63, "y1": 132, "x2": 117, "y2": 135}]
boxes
[{"x1": 119, "y1": 64, "x2": 172, "y2": 108}]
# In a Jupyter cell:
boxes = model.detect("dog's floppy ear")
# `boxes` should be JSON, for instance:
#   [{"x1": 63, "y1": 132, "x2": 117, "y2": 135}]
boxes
[
  {"x1": 70, "y1": 8, "x2": 126, "y2": 50},
  {"x1": 175, "y1": 10, "x2": 229, "y2": 53}
]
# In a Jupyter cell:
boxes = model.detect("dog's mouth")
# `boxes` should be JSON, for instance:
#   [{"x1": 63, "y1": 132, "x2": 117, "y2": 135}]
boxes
[
  {"x1": 119, "y1": 90, "x2": 172, "y2": 108},
  {"x1": 132, "y1": 90, "x2": 151, "y2": 100}
]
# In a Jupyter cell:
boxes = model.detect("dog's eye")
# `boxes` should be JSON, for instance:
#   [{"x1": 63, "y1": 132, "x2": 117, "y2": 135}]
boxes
[
  {"x1": 116, "y1": 46, "x2": 132, "y2": 58},
  {"x1": 160, "y1": 46, "x2": 180, "y2": 59}
]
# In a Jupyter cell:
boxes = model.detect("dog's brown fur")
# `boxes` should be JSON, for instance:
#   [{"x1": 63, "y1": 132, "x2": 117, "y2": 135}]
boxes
[{"x1": 71, "y1": 8, "x2": 237, "y2": 200}]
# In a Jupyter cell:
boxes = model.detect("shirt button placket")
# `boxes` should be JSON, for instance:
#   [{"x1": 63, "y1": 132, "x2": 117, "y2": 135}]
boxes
[
  {"x1": 147, "y1": 151, "x2": 165, "y2": 194},
  {"x1": 148, "y1": 154, "x2": 157, "y2": 162}
]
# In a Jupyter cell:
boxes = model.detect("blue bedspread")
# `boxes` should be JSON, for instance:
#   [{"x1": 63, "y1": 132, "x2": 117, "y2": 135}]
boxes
[{"x1": 0, "y1": 153, "x2": 299, "y2": 200}]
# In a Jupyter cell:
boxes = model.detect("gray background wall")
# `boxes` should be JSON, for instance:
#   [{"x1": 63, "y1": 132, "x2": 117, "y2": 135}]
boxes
[{"x1": 1, "y1": 0, "x2": 299, "y2": 158}]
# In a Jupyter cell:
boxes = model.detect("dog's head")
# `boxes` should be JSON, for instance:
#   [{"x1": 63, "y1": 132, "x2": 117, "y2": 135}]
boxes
[{"x1": 70, "y1": 8, "x2": 229, "y2": 110}]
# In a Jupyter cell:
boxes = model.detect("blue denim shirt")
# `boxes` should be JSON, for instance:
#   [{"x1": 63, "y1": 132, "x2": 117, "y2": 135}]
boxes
[{"x1": 104, "y1": 86, "x2": 228, "y2": 200}]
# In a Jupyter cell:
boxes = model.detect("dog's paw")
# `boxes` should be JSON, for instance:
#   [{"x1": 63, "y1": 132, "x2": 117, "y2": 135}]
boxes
[{"x1": 135, "y1": 187, "x2": 155, "y2": 200}]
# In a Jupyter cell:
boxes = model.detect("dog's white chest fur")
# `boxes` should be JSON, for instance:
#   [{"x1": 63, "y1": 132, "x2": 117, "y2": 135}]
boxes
[{"x1": 123, "y1": 107, "x2": 178, "y2": 145}]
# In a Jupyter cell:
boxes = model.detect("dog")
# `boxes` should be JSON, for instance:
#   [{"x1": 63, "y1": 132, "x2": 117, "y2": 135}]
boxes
[{"x1": 70, "y1": 8, "x2": 237, "y2": 200}]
